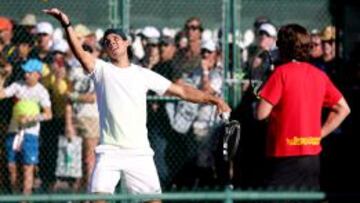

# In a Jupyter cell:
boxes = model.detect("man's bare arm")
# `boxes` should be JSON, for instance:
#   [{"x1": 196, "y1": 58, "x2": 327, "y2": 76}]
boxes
[
  {"x1": 43, "y1": 8, "x2": 95, "y2": 73},
  {"x1": 165, "y1": 83, "x2": 231, "y2": 113},
  {"x1": 256, "y1": 99, "x2": 273, "y2": 120},
  {"x1": 321, "y1": 97, "x2": 350, "y2": 138}
]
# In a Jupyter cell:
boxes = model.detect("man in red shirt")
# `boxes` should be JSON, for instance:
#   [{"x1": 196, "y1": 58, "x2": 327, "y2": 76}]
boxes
[{"x1": 257, "y1": 24, "x2": 350, "y2": 189}]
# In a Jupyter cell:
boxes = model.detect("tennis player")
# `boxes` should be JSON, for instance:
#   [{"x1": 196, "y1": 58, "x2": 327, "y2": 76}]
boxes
[{"x1": 44, "y1": 8, "x2": 230, "y2": 203}]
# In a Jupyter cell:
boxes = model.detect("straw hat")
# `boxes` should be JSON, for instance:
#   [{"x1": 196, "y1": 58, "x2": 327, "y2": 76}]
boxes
[{"x1": 320, "y1": 26, "x2": 336, "y2": 41}]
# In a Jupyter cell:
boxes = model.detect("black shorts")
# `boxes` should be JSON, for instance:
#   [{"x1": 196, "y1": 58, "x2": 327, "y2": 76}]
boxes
[{"x1": 263, "y1": 155, "x2": 320, "y2": 190}]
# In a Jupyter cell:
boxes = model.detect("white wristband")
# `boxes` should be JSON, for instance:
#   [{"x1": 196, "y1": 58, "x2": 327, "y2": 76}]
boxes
[
  {"x1": 203, "y1": 70, "x2": 210, "y2": 76},
  {"x1": 35, "y1": 114, "x2": 46, "y2": 122},
  {"x1": 69, "y1": 92, "x2": 80, "y2": 102}
]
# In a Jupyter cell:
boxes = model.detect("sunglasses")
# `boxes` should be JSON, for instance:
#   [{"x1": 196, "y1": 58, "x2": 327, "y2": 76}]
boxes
[
  {"x1": 160, "y1": 43, "x2": 170, "y2": 47},
  {"x1": 186, "y1": 25, "x2": 202, "y2": 31},
  {"x1": 258, "y1": 30, "x2": 271, "y2": 37},
  {"x1": 147, "y1": 43, "x2": 158, "y2": 47},
  {"x1": 201, "y1": 49, "x2": 213, "y2": 55},
  {"x1": 37, "y1": 33, "x2": 49, "y2": 37},
  {"x1": 311, "y1": 42, "x2": 321, "y2": 48},
  {"x1": 322, "y1": 39, "x2": 335, "y2": 44}
]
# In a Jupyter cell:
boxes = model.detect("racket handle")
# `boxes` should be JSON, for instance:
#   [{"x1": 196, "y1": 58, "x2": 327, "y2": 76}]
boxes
[{"x1": 220, "y1": 112, "x2": 230, "y2": 121}]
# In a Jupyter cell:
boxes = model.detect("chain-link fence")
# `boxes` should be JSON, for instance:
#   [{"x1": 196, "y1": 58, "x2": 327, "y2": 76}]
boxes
[
  {"x1": 0, "y1": 0, "x2": 334, "y2": 197},
  {"x1": 237, "y1": 0, "x2": 332, "y2": 31}
]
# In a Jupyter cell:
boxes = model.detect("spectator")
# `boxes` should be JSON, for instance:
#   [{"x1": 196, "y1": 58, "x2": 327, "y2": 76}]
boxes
[
  {"x1": 173, "y1": 17, "x2": 203, "y2": 80},
  {"x1": 174, "y1": 30, "x2": 188, "y2": 50},
  {"x1": 65, "y1": 24, "x2": 100, "y2": 191},
  {"x1": 19, "y1": 13, "x2": 37, "y2": 35},
  {"x1": 0, "y1": 17, "x2": 14, "y2": 54},
  {"x1": 152, "y1": 36, "x2": 180, "y2": 81},
  {"x1": 244, "y1": 23, "x2": 278, "y2": 93},
  {"x1": 166, "y1": 39, "x2": 225, "y2": 189},
  {"x1": 38, "y1": 38, "x2": 70, "y2": 191},
  {"x1": 189, "y1": 39, "x2": 224, "y2": 188},
  {"x1": 147, "y1": 36, "x2": 179, "y2": 189},
  {"x1": 184, "y1": 17, "x2": 203, "y2": 59},
  {"x1": 141, "y1": 43, "x2": 160, "y2": 70},
  {"x1": 0, "y1": 58, "x2": 52, "y2": 196},
  {"x1": 0, "y1": 32, "x2": 36, "y2": 189},
  {"x1": 29, "y1": 21, "x2": 54, "y2": 64},
  {"x1": 320, "y1": 26, "x2": 336, "y2": 64},
  {"x1": 319, "y1": 26, "x2": 339, "y2": 84},
  {"x1": 140, "y1": 26, "x2": 161, "y2": 69},
  {"x1": 256, "y1": 24, "x2": 350, "y2": 190},
  {"x1": 309, "y1": 31, "x2": 323, "y2": 63},
  {"x1": 241, "y1": 16, "x2": 271, "y2": 65},
  {"x1": 140, "y1": 26, "x2": 161, "y2": 48},
  {"x1": 230, "y1": 23, "x2": 278, "y2": 189},
  {"x1": 8, "y1": 26, "x2": 35, "y2": 83},
  {"x1": 75, "y1": 24, "x2": 99, "y2": 55}
]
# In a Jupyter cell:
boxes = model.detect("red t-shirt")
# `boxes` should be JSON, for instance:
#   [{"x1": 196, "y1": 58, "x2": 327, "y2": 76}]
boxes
[{"x1": 259, "y1": 61, "x2": 342, "y2": 157}]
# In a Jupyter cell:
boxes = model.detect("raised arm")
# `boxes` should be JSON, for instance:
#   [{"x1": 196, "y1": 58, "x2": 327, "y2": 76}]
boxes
[
  {"x1": 43, "y1": 8, "x2": 95, "y2": 73},
  {"x1": 321, "y1": 97, "x2": 350, "y2": 138},
  {"x1": 165, "y1": 83, "x2": 231, "y2": 114}
]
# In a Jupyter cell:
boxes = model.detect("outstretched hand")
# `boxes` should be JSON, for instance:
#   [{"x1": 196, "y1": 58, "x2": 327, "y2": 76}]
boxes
[{"x1": 43, "y1": 8, "x2": 70, "y2": 27}]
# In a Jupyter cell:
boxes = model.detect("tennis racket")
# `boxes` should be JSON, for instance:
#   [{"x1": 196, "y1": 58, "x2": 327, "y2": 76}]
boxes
[{"x1": 220, "y1": 113, "x2": 241, "y2": 162}]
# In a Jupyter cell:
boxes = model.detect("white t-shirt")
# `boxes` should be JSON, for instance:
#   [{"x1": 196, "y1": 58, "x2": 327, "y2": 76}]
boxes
[
  {"x1": 5, "y1": 81, "x2": 51, "y2": 135},
  {"x1": 90, "y1": 59, "x2": 171, "y2": 154}
]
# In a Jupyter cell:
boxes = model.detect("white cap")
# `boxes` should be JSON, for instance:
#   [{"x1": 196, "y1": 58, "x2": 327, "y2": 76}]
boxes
[
  {"x1": 202, "y1": 29, "x2": 213, "y2": 42},
  {"x1": 243, "y1": 29, "x2": 255, "y2": 47},
  {"x1": 36, "y1": 21, "x2": 54, "y2": 35},
  {"x1": 52, "y1": 28, "x2": 64, "y2": 42},
  {"x1": 162, "y1": 27, "x2": 176, "y2": 38},
  {"x1": 52, "y1": 39, "x2": 69, "y2": 53},
  {"x1": 142, "y1": 26, "x2": 160, "y2": 38},
  {"x1": 201, "y1": 39, "x2": 216, "y2": 52},
  {"x1": 258, "y1": 23, "x2": 277, "y2": 37},
  {"x1": 95, "y1": 28, "x2": 104, "y2": 41},
  {"x1": 132, "y1": 35, "x2": 145, "y2": 59}
]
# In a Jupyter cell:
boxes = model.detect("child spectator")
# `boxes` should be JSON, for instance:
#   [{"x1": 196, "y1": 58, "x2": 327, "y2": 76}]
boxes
[{"x1": 0, "y1": 58, "x2": 52, "y2": 196}]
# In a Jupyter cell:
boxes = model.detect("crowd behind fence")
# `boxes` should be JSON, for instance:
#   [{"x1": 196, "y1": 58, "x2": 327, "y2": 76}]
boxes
[{"x1": 1, "y1": 0, "x2": 355, "y2": 201}]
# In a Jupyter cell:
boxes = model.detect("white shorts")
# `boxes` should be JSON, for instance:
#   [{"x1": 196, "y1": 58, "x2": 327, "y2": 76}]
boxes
[{"x1": 89, "y1": 148, "x2": 161, "y2": 195}]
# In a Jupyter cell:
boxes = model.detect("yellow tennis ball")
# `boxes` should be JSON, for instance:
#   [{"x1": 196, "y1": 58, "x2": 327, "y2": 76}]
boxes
[{"x1": 13, "y1": 100, "x2": 40, "y2": 120}]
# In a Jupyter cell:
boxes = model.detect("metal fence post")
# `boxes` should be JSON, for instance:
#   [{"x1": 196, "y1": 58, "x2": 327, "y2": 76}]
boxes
[
  {"x1": 224, "y1": 186, "x2": 234, "y2": 203},
  {"x1": 231, "y1": 0, "x2": 242, "y2": 107},
  {"x1": 108, "y1": 0, "x2": 129, "y2": 30},
  {"x1": 119, "y1": 0, "x2": 130, "y2": 32},
  {"x1": 223, "y1": 0, "x2": 231, "y2": 104},
  {"x1": 109, "y1": 0, "x2": 119, "y2": 28}
]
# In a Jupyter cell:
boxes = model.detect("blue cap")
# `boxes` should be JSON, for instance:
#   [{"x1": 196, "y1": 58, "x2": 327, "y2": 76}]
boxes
[{"x1": 21, "y1": 58, "x2": 43, "y2": 73}]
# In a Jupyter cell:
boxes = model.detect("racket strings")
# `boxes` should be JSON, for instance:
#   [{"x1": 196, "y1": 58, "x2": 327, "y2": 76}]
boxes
[{"x1": 223, "y1": 120, "x2": 241, "y2": 161}]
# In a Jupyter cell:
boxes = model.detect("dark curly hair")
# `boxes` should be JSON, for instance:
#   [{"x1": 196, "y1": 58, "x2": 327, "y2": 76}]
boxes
[{"x1": 276, "y1": 24, "x2": 311, "y2": 63}]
